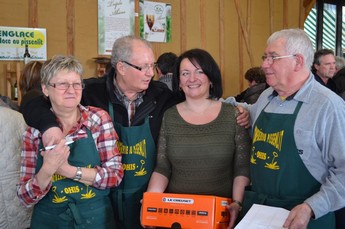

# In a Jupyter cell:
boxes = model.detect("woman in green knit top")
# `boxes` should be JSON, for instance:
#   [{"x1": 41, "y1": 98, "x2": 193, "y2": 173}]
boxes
[{"x1": 146, "y1": 48, "x2": 251, "y2": 228}]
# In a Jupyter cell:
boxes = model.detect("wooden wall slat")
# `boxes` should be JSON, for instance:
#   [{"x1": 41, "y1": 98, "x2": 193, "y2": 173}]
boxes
[
  {"x1": 28, "y1": 0, "x2": 38, "y2": 27},
  {"x1": 200, "y1": 0, "x2": 206, "y2": 49},
  {"x1": 234, "y1": 0, "x2": 254, "y2": 66},
  {"x1": 180, "y1": 0, "x2": 187, "y2": 52},
  {"x1": 219, "y1": 0, "x2": 225, "y2": 87},
  {"x1": 66, "y1": 0, "x2": 75, "y2": 55},
  {"x1": 269, "y1": 0, "x2": 274, "y2": 34},
  {"x1": 283, "y1": 0, "x2": 288, "y2": 28}
]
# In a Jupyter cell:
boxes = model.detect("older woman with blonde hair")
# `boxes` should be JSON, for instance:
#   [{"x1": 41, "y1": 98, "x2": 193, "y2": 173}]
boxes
[{"x1": 17, "y1": 55, "x2": 123, "y2": 229}]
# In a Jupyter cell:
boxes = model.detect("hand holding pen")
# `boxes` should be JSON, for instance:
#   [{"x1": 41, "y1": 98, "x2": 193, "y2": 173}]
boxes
[
  {"x1": 40, "y1": 140, "x2": 74, "y2": 151},
  {"x1": 40, "y1": 138, "x2": 71, "y2": 177}
]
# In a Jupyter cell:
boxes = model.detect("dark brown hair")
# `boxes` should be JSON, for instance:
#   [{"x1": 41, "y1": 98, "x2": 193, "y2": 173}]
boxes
[{"x1": 19, "y1": 61, "x2": 43, "y2": 95}]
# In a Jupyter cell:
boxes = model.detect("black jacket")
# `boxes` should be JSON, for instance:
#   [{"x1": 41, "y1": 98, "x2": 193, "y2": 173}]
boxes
[{"x1": 21, "y1": 67, "x2": 179, "y2": 144}]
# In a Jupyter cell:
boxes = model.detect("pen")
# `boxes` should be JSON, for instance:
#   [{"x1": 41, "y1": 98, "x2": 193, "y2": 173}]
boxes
[{"x1": 40, "y1": 140, "x2": 74, "y2": 151}]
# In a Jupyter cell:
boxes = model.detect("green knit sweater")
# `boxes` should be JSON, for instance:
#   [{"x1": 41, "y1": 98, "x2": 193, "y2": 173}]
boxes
[{"x1": 154, "y1": 102, "x2": 251, "y2": 198}]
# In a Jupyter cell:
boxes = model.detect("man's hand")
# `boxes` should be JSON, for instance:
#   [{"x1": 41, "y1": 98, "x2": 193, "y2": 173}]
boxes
[
  {"x1": 283, "y1": 203, "x2": 313, "y2": 229},
  {"x1": 236, "y1": 106, "x2": 250, "y2": 128},
  {"x1": 42, "y1": 127, "x2": 64, "y2": 146}
]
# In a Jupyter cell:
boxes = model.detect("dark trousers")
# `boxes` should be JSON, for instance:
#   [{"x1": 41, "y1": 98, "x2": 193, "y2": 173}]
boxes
[{"x1": 335, "y1": 207, "x2": 345, "y2": 229}]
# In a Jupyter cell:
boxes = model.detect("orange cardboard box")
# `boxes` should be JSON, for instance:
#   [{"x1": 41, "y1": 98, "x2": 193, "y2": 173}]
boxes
[{"x1": 141, "y1": 192, "x2": 231, "y2": 229}]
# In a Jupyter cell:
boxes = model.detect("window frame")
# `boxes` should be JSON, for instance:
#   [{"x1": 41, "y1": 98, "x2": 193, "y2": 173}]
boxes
[{"x1": 315, "y1": 0, "x2": 344, "y2": 56}]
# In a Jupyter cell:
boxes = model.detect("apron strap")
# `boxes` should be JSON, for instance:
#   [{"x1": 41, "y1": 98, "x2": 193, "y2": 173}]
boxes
[{"x1": 109, "y1": 102, "x2": 114, "y2": 120}]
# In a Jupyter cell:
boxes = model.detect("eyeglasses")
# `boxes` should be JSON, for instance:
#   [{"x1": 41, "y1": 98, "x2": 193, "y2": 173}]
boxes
[
  {"x1": 180, "y1": 69, "x2": 205, "y2": 78},
  {"x1": 48, "y1": 82, "x2": 85, "y2": 90},
  {"x1": 261, "y1": 54, "x2": 296, "y2": 65},
  {"x1": 122, "y1": 60, "x2": 157, "y2": 73}
]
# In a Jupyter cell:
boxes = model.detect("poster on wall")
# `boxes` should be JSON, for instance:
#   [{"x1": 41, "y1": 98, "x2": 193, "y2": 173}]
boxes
[
  {"x1": 0, "y1": 26, "x2": 47, "y2": 61},
  {"x1": 139, "y1": 0, "x2": 171, "y2": 43},
  {"x1": 98, "y1": 0, "x2": 135, "y2": 55}
]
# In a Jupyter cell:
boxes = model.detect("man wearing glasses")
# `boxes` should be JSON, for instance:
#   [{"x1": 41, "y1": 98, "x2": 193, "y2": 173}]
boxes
[
  {"x1": 20, "y1": 36, "x2": 177, "y2": 228},
  {"x1": 237, "y1": 29, "x2": 345, "y2": 229}
]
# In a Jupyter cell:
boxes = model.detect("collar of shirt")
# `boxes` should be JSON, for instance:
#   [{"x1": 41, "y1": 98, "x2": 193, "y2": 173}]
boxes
[
  {"x1": 112, "y1": 78, "x2": 145, "y2": 108},
  {"x1": 271, "y1": 90, "x2": 297, "y2": 101},
  {"x1": 159, "y1": 73, "x2": 173, "y2": 83},
  {"x1": 269, "y1": 73, "x2": 315, "y2": 103}
]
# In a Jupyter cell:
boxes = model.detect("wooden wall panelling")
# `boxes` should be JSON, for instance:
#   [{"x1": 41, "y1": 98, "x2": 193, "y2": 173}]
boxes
[
  {"x1": 0, "y1": 0, "x2": 311, "y2": 98},
  {"x1": 38, "y1": 0, "x2": 68, "y2": 57}
]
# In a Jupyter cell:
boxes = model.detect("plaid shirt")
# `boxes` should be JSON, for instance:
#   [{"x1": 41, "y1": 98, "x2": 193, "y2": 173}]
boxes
[
  {"x1": 17, "y1": 105, "x2": 123, "y2": 206},
  {"x1": 113, "y1": 78, "x2": 144, "y2": 126}
]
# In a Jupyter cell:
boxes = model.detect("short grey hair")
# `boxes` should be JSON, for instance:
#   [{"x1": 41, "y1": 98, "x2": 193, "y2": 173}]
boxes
[
  {"x1": 267, "y1": 28, "x2": 314, "y2": 69},
  {"x1": 110, "y1": 35, "x2": 152, "y2": 67},
  {"x1": 41, "y1": 55, "x2": 83, "y2": 85},
  {"x1": 335, "y1": 56, "x2": 345, "y2": 70}
]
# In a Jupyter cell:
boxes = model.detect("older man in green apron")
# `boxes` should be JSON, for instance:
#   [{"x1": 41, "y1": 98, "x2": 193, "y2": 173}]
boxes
[
  {"x1": 109, "y1": 104, "x2": 156, "y2": 229},
  {"x1": 235, "y1": 29, "x2": 345, "y2": 229}
]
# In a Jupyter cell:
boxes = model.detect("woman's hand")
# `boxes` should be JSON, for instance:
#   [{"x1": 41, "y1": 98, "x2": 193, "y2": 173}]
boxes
[
  {"x1": 35, "y1": 139, "x2": 70, "y2": 190},
  {"x1": 41, "y1": 139, "x2": 70, "y2": 176},
  {"x1": 226, "y1": 202, "x2": 241, "y2": 229}
]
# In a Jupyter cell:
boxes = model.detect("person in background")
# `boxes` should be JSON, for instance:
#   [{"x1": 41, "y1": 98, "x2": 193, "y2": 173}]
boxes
[
  {"x1": 238, "y1": 28, "x2": 345, "y2": 229},
  {"x1": 0, "y1": 105, "x2": 32, "y2": 228},
  {"x1": 333, "y1": 67, "x2": 345, "y2": 100},
  {"x1": 0, "y1": 93, "x2": 19, "y2": 110},
  {"x1": 335, "y1": 56, "x2": 345, "y2": 73},
  {"x1": 311, "y1": 49, "x2": 337, "y2": 93},
  {"x1": 20, "y1": 36, "x2": 250, "y2": 229},
  {"x1": 234, "y1": 66, "x2": 267, "y2": 104},
  {"x1": 17, "y1": 55, "x2": 123, "y2": 228},
  {"x1": 156, "y1": 52, "x2": 178, "y2": 91},
  {"x1": 19, "y1": 61, "x2": 44, "y2": 109},
  {"x1": 146, "y1": 48, "x2": 251, "y2": 229},
  {"x1": 333, "y1": 56, "x2": 345, "y2": 101}
]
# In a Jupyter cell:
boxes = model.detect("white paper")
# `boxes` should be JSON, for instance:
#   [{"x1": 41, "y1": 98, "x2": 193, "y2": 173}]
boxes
[{"x1": 235, "y1": 204, "x2": 290, "y2": 229}]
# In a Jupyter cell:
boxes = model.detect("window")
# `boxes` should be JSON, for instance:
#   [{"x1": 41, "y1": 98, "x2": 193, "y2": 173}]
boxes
[{"x1": 304, "y1": 0, "x2": 345, "y2": 57}]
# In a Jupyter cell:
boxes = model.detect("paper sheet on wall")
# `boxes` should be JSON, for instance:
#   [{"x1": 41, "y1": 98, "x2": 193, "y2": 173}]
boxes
[{"x1": 235, "y1": 204, "x2": 290, "y2": 229}]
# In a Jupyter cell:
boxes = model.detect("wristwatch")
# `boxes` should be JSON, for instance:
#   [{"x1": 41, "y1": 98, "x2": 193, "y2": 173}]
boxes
[
  {"x1": 73, "y1": 166, "x2": 82, "y2": 181},
  {"x1": 232, "y1": 200, "x2": 243, "y2": 211}
]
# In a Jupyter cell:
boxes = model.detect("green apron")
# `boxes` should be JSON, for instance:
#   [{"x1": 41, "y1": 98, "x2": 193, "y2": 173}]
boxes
[
  {"x1": 243, "y1": 101, "x2": 335, "y2": 229},
  {"x1": 31, "y1": 129, "x2": 115, "y2": 229},
  {"x1": 108, "y1": 102, "x2": 156, "y2": 229}
]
